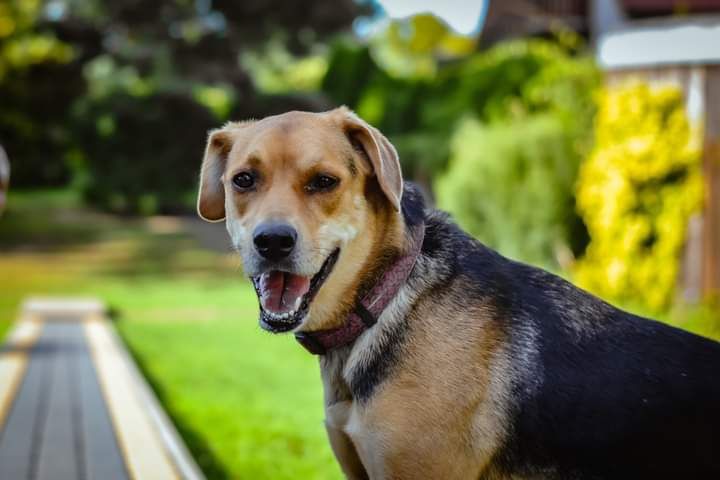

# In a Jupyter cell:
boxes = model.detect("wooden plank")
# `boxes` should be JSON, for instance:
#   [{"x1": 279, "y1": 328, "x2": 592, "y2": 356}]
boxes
[
  {"x1": 0, "y1": 298, "x2": 203, "y2": 480},
  {"x1": 35, "y1": 324, "x2": 82, "y2": 480},
  {"x1": 22, "y1": 298, "x2": 105, "y2": 319},
  {"x1": 109, "y1": 330, "x2": 206, "y2": 480},
  {"x1": 0, "y1": 323, "x2": 52, "y2": 480},
  {"x1": 77, "y1": 325, "x2": 130, "y2": 480},
  {"x1": 86, "y1": 321, "x2": 205, "y2": 480},
  {"x1": 85, "y1": 321, "x2": 181, "y2": 480},
  {"x1": 0, "y1": 320, "x2": 43, "y2": 430}
]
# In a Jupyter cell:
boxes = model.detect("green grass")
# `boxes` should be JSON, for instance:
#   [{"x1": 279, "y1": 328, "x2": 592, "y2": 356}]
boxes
[
  {"x1": 114, "y1": 281, "x2": 340, "y2": 480},
  {"x1": 0, "y1": 188, "x2": 342, "y2": 480}
]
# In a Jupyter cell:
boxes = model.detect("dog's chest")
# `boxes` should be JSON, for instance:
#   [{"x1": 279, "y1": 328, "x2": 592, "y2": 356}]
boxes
[
  {"x1": 321, "y1": 351, "x2": 388, "y2": 476},
  {"x1": 325, "y1": 399, "x2": 386, "y2": 476}
]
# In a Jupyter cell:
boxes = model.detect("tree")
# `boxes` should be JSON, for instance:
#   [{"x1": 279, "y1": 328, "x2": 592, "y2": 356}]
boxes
[{"x1": 0, "y1": 0, "x2": 81, "y2": 185}]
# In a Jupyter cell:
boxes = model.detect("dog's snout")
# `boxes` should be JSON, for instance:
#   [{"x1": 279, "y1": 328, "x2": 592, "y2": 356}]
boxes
[{"x1": 253, "y1": 222, "x2": 297, "y2": 261}]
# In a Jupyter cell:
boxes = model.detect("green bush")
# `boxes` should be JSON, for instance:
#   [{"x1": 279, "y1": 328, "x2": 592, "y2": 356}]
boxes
[
  {"x1": 0, "y1": 0, "x2": 81, "y2": 187},
  {"x1": 323, "y1": 36, "x2": 599, "y2": 184},
  {"x1": 74, "y1": 92, "x2": 218, "y2": 215},
  {"x1": 574, "y1": 82, "x2": 703, "y2": 312},
  {"x1": 426, "y1": 38, "x2": 599, "y2": 268},
  {"x1": 436, "y1": 114, "x2": 583, "y2": 268}
]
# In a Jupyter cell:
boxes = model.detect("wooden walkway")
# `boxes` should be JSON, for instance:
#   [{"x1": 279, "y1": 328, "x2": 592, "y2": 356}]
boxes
[{"x1": 0, "y1": 298, "x2": 205, "y2": 480}]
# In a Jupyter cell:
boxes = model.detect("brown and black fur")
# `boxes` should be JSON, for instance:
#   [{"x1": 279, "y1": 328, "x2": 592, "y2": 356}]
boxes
[
  {"x1": 197, "y1": 108, "x2": 720, "y2": 480},
  {"x1": 326, "y1": 183, "x2": 720, "y2": 479}
]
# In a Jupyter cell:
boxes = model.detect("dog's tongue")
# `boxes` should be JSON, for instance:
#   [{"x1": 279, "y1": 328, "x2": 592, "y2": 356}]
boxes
[{"x1": 258, "y1": 271, "x2": 311, "y2": 313}]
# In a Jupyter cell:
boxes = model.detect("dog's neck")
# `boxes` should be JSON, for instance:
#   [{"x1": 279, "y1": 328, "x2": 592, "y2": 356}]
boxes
[{"x1": 295, "y1": 219, "x2": 425, "y2": 355}]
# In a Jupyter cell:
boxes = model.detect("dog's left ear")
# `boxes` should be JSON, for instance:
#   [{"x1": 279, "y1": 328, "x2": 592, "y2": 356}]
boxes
[
  {"x1": 197, "y1": 121, "x2": 255, "y2": 222},
  {"x1": 338, "y1": 108, "x2": 403, "y2": 212},
  {"x1": 197, "y1": 127, "x2": 234, "y2": 222}
]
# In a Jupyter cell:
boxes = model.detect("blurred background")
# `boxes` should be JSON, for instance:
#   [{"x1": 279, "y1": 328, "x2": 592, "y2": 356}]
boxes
[{"x1": 1, "y1": 0, "x2": 719, "y2": 478}]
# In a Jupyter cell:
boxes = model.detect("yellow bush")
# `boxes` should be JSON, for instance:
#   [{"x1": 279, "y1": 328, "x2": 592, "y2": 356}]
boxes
[{"x1": 574, "y1": 82, "x2": 703, "y2": 312}]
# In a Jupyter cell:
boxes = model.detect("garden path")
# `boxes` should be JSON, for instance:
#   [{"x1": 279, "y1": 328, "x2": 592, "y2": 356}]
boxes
[{"x1": 0, "y1": 298, "x2": 205, "y2": 480}]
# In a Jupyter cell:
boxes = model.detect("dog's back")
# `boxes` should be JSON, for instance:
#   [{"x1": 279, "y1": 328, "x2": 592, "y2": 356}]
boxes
[
  {"x1": 435, "y1": 211, "x2": 720, "y2": 479},
  {"x1": 502, "y1": 275, "x2": 720, "y2": 478}
]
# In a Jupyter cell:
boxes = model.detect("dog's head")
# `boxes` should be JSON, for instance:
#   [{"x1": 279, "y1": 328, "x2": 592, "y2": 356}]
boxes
[{"x1": 197, "y1": 107, "x2": 406, "y2": 333}]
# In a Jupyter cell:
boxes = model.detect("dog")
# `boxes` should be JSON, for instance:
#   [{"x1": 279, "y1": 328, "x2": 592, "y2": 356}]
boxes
[{"x1": 197, "y1": 107, "x2": 720, "y2": 479}]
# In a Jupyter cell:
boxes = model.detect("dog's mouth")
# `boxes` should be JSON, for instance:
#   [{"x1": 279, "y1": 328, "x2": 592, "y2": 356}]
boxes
[{"x1": 252, "y1": 249, "x2": 340, "y2": 333}]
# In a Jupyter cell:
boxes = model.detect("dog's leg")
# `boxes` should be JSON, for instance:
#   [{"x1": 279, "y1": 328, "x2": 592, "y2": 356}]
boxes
[
  {"x1": 326, "y1": 422, "x2": 368, "y2": 480},
  {"x1": 326, "y1": 401, "x2": 369, "y2": 479}
]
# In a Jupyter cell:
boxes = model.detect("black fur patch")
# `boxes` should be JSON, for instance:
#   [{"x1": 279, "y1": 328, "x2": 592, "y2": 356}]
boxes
[
  {"x1": 348, "y1": 310, "x2": 411, "y2": 402},
  {"x1": 400, "y1": 182, "x2": 426, "y2": 227},
  {"x1": 480, "y1": 263, "x2": 720, "y2": 478},
  {"x1": 347, "y1": 183, "x2": 431, "y2": 402}
]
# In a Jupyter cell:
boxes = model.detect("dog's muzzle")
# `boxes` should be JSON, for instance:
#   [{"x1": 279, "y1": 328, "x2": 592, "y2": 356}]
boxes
[{"x1": 252, "y1": 248, "x2": 340, "y2": 333}]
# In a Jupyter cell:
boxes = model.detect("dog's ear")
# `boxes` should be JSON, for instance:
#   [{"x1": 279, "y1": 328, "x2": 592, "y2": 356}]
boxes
[
  {"x1": 339, "y1": 108, "x2": 403, "y2": 212},
  {"x1": 197, "y1": 127, "x2": 234, "y2": 222},
  {"x1": 197, "y1": 121, "x2": 256, "y2": 221}
]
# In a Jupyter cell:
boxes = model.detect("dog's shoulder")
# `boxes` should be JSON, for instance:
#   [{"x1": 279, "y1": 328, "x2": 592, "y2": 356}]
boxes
[
  {"x1": 474, "y1": 255, "x2": 720, "y2": 479},
  {"x1": 416, "y1": 198, "x2": 720, "y2": 478}
]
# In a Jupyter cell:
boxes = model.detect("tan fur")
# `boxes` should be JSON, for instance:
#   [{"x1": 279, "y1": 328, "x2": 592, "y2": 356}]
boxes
[
  {"x1": 198, "y1": 108, "x2": 513, "y2": 479},
  {"x1": 329, "y1": 283, "x2": 513, "y2": 479}
]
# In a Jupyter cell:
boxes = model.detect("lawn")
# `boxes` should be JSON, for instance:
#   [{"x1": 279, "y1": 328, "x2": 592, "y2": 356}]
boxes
[{"x1": 0, "y1": 189, "x2": 342, "y2": 480}]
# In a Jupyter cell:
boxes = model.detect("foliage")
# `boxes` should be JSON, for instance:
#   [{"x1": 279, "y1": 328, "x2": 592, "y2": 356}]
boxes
[
  {"x1": 0, "y1": 0, "x2": 80, "y2": 186},
  {"x1": 663, "y1": 303, "x2": 720, "y2": 341},
  {"x1": 242, "y1": 38, "x2": 329, "y2": 94},
  {"x1": 59, "y1": 0, "x2": 362, "y2": 86},
  {"x1": 0, "y1": 0, "x2": 361, "y2": 197},
  {"x1": 73, "y1": 92, "x2": 218, "y2": 214},
  {"x1": 428, "y1": 39, "x2": 599, "y2": 268},
  {"x1": 0, "y1": 0, "x2": 73, "y2": 80},
  {"x1": 436, "y1": 114, "x2": 582, "y2": 268},
  {"x1": 574, "y1": 82, "x2": 703, "y2": 312},
  {"x1": 369, "y1": 13, "x2": 476, "y2": 79},
  {"x1": 324, "y1": 35, "x2": 599, "y2": 190}
]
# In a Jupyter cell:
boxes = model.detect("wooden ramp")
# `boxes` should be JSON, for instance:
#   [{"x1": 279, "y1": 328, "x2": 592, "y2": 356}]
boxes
[{"x1": 0, "y1": 298, "x2": 205, "y2": 480}]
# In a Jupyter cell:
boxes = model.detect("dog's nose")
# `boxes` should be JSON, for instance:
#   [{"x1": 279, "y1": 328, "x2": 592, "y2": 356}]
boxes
[{"x1": 253, "y1": 222, "x2": 297, "y2": 261}]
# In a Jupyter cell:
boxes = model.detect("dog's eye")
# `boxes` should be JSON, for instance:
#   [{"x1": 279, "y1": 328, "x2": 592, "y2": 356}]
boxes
[
  {"x1": 232, "y1": 172, "x2": 255, "y2": 191},
  {"x1": 306, "y1": 174, "x2": 339, "y2": 193}
]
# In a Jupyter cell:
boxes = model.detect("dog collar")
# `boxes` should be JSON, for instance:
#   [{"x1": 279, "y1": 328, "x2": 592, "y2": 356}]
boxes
[{"x1": 294, "y1": 221, "x2": 425, "y2": 355}]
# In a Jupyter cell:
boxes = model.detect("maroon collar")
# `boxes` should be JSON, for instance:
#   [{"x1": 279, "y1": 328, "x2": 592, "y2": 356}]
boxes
[{"x1": 294, "y1": 222, "x2": 425, "y2": 355}]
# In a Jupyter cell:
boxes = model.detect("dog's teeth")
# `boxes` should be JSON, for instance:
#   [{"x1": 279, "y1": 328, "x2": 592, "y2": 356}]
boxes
[
  {"x1": 266, "y1": 310, "x2": 299, "y2": 322},
  {"x1": 294, "y1": 297, "x2": 302, "y2": 311}
]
